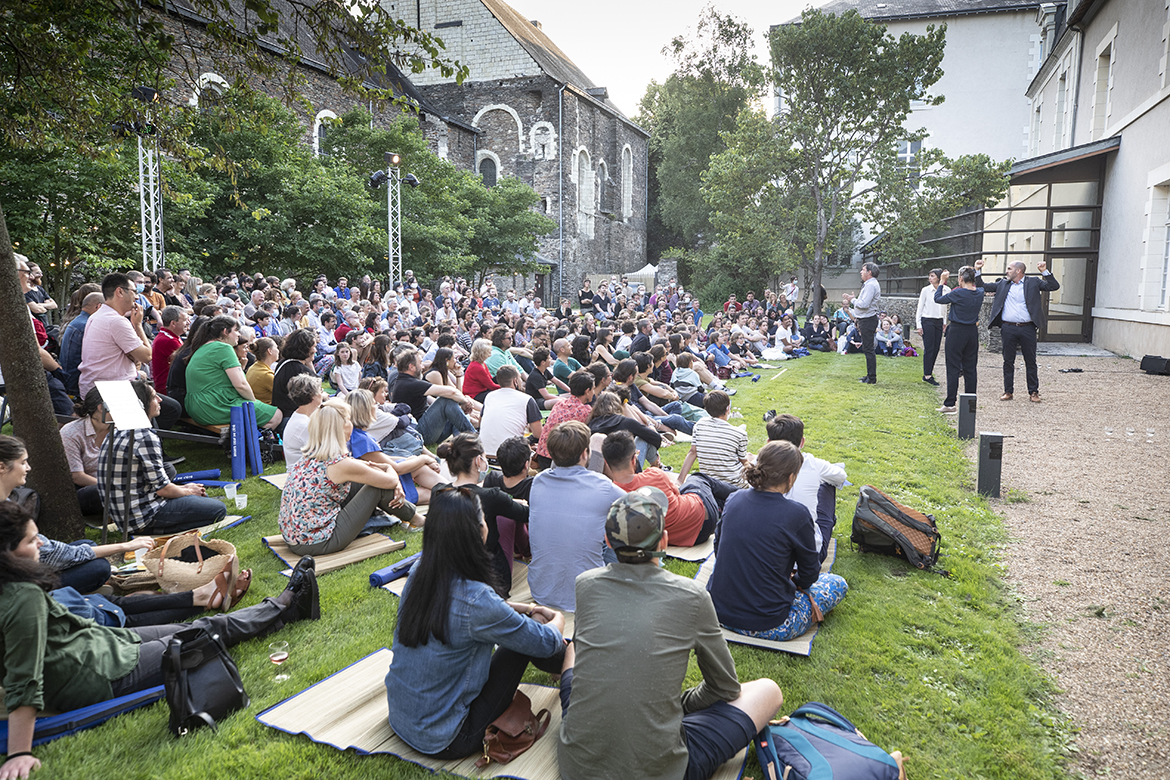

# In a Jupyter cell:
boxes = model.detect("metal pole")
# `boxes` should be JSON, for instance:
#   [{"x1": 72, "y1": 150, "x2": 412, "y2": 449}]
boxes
[
  {"x1": 388, "y1": 166, "x2": 402, "y2": 288},
  {"x1": 137, "y1": 131, "x2": 164, "y2": 271}
]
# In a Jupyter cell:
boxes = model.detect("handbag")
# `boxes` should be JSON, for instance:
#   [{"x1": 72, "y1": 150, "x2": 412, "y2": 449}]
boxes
[
  {"x1": 474, "y1": 690, "x2": 551, "y2": 768},
  {"x1": 142, "y1": 531, "x2": 236, "y2": 594},
  {"x1": 755, "y1": 702, "x2": 905, "y2": 780},
  {"x1": 161, "y1": 627, "x2": 249, "y2": 736}
]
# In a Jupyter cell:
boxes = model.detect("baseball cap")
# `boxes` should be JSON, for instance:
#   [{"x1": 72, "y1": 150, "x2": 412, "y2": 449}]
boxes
[{"x1": 605, "y1": 487, "x2": 668, "y2": 561}]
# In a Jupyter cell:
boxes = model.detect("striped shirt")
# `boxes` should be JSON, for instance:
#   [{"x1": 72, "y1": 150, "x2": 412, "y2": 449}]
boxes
[{"x1": 691, "y1": 416, "x2": 749, "y2": 488}]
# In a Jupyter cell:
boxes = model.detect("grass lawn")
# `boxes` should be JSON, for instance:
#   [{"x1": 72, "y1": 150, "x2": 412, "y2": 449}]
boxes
[{"x1": 24, "y1": 352, "x2": 1074, "y2": 779}]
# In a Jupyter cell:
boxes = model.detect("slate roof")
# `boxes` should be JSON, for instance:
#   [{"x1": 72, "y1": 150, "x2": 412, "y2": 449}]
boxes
[
  {"x1": 784, "y1": 0, "x2": 1041, "y2": 24},
  {"x1": 478, "y1": 0, "x2": 638, "y2": 124}
]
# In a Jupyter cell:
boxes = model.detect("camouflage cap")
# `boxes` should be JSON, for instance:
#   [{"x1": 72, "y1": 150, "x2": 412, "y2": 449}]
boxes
[{"x1": 606, "y1": 487, "x2": 668, "y2": 560}]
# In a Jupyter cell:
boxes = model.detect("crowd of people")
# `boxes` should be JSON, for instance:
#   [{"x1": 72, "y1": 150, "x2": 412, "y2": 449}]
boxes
[{"x1": 5, "y1": 250, "x2": 1055, "y2": 779}]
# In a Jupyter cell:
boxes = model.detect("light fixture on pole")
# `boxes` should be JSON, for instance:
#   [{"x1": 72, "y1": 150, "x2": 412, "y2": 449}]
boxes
[
  {"x1": 368, "y1": 153, "x2": 420, "y2": 287},
  {"x1": 132, "y1": 86, "x2": 164, "y2": 272}
]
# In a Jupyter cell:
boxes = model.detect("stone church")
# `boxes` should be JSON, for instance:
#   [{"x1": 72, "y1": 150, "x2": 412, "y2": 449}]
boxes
[{"x1": 398, "y1": 0, "x2": 650, "y2": 302}]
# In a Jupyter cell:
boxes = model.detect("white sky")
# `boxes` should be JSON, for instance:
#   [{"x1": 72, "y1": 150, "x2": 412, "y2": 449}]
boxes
[{"x1": 503, "y1": 0, "x2": 817, "y2": 118}]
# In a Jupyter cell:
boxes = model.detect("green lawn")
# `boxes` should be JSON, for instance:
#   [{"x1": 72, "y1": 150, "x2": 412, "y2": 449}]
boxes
[{"x1": 29, "y1": 352, "x2": 1074, "y2": 779}]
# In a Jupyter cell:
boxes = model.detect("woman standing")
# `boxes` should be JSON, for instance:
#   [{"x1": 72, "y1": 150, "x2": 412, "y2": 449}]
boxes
[
  {"x1": 934, "y1": 264, "x2": 985, "y2": 414},
  {"x1": 915, "y1": 268, "x2": 950, "y2": 386},
  {"x1": 383, "y1": 486, "x2": 567, "y2": 760},
  {"x1": 185, "y1": 316, "x2": 282, "y2": 429},
  {"x1": 707, "y1": 441, "x2": 847, "y2": 641}
]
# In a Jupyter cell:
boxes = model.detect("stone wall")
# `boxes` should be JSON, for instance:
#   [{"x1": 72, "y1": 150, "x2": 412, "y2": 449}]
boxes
[{"x1": 882, "y1": 295, "x2": 997, "y2": 348}]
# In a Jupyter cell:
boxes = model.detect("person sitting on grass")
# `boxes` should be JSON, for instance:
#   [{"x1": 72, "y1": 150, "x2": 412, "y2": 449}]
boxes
[
  {"x1": 557, "y1": 488, "x2": 784, "y2": 780},
  {"x1": 345, "y1": 389, "x2": 443, "y2": 505},
  {"x1": 391, "y1": 349, "x2": 477, "y2": 447},
  {"x1": 278, "y1": 400, "x2": 418, "y2": 557},
  {"x1": 707, "y1": 440, "x2": 848, "y2": 642},
  {"x1": 587, "y1": 391, "x2": 665, "y2": 471},
  {"x1": 534, "y1": 369, "x2": 596, "y2": 471},
  {"x1": 282, "y1": 373, "x2": 324, "y2": 470},
  {"x1": 384, "y1": 486, "x2": 570, "y2": 760},
  {"x1": 524, "y1": 346, "x2": 562, "y2": 410},
  {"x1": 677, "y1": 390, "x2": 752, "y2": 490},
  {"x1": 875, "y1": 318, "x2": 902, "y2": 357},
  {"x1": 765, "y1": 413, "x2": 848, "y2": 562},
  {"x1": 602, "y1": 431, "x2": 735, "y2": 549},
  {"x1": 329, "y1": 341, "x2": 362, "y2": 397},
  {"x1": 0, "y1": 500, "x2": 318, "y2": 780},
  {"x1": 436, "y1": 433, "x2": 531, "y2": 592}
]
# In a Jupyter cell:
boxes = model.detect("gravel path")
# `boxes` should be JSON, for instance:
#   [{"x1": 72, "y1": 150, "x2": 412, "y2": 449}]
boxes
[{"x1": 941, "y1": 349, "x2": 1169, "y2": 779}]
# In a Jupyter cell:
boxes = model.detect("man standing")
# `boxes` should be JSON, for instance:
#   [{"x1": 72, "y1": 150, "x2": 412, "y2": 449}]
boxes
[
  {"x1": 557, "y1": 488, "x2": 783, "y2": 780},
  {"x1": 24, "y1": 263, "x2": 59, "y2": 338},
  {"x1": 915, "y1": 268, "x2": 950, "y2": 386},
  {"x1": 982, "y1": 259, "x2": 1060, "y2": 402},
  {"x1": 844, "y1": 262, "x2": 881, "y2": 384},
  {"x1": 528, "y1": 421, "x2": 625, "y2": 612},
  {"x1": 783, "y1": 275, "x2": 800, "y2": 306}
]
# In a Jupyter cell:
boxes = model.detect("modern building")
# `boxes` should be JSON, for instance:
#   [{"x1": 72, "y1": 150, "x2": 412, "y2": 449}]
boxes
[{"x1": 400, "y1": 0, "x2": 650, "y2": 303}]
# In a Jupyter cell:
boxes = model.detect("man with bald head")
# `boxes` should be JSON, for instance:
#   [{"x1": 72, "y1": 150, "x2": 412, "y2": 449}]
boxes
[
  {"x1": 981, "y1": 259, "x2": 1060, "y2": 403},
  {"x1": 59, "y1": 291, "x2": 104, "y2": 395}
]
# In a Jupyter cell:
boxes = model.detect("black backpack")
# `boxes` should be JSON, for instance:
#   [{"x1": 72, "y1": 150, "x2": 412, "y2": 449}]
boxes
[
  {"x1": 161, "y1": 628, "x2": 249, "y2": 736},
  {"x1": 851, "y1": 486, "x2": 946, "y2": 575}
]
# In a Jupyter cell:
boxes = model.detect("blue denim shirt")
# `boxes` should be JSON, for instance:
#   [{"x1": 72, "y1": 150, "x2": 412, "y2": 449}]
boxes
[
  {"x1": 384, "y1": 572, "x2": 563, "y2": 754},
  {"x1": 59, "y1": 311, "x2": 89, "y2": 393}
]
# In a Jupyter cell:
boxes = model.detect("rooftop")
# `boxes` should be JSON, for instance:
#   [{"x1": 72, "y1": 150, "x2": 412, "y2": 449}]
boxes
[{"x1": 782, "y1": 0, "x2": 1042, "y2": 24}]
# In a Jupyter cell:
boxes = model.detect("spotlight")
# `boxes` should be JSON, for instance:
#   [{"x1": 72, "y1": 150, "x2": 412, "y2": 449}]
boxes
[
  {"x1": 385, "y1": 152, "x2": 401, "y2": 166},
  {"x1": 404, "y1": 173, "x2": 421, "y2": 188},
  {"x1": 368, "y1": 170, "x2": 389, "y2": 188}
]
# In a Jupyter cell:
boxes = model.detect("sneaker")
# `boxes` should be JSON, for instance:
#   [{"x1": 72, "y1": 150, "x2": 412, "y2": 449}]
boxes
[
  {"x1": 937, "y1": 405, "x2": 957, "y2": 414},
  {"x1": 728, "y1": 410, "x2": 744, "y2": 419},
  {"x1": 659, "y1": 464, "x2": 673, "y2": 472},
  {"x1": 724, "y1": 387, "x2": 737, "y2": 396},
  {"x1": 923, "y1": 377, "x2": 939, "y2": 386},
  {"x1": 763, "y1": 409, "x2": 777, "y2": 423}
]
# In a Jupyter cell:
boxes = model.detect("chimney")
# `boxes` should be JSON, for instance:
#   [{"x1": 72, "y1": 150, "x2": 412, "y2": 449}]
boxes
[{"x1": 530, "y1": 19, "x2": 542, "y2": 30}]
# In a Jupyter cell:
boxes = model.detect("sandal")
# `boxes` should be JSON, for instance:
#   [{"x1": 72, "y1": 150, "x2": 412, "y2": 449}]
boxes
[
  {"x1": 229, "y1": 568, "x2": 252, "y2": 609},
  {"x1": 209, "y1": 555, "x2": 240, "y2": 612}
]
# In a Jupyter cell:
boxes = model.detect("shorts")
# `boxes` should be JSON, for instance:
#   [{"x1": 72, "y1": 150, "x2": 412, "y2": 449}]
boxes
[{"x1": 683, "y1": 701, "x2": 757, "y2": 780}]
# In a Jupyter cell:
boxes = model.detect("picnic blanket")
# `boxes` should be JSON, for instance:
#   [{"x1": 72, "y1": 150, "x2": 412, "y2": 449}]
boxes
[
  {"x1": 664, "y1": 535, "x2": 714, "y2": 562},
  {"x1": 262, "y1": 534, "x2": 405, "y2": 577},
  {"x1": 383, "y1": 561, "x2": 576, "y2": 636},
  {"x1": 94, "y1": 514, "x2": 250, "y2": 537},
  {"x1": 256, "y1": 648, "x2": 746, "y2": 780},
  {"x1": 693, "y1": 539, "x2": 838, "y2": 656},
  {"x1": 0, "y1": 686, "x2": 165, "y2": 746},
  {"x1": 260, "y1": 473, "x2": 288, "y2": 490}
]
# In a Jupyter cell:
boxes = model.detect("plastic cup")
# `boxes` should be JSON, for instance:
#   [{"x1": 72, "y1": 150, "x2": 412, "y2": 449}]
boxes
[
  {"x1": 224, "y1": 483, "x2": 237, "y2": 499},
  {"x1": 235, "y1": 494, "x2": 248, "y2": 510}
]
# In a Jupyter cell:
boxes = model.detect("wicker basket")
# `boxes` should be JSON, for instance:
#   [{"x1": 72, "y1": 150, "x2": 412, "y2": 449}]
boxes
[{"x1": 142, "y1": 531, "x2": 236, "y2": 594}]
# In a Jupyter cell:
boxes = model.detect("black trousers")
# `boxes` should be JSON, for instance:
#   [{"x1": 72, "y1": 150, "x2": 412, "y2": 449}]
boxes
[
  {"x1": 921, "y1": 318, "x2": 944, "y2": 378},
  {"x1": 428, "y1": 644, "x2": 567, "y2": 760},
  {"x1": 858, "y1": 316, "x2": 878, "y2": 380},
  {"x1": 943, "y1": 322, "x2": 979, "y2": 407},
  {"x1": 1000, "y1": 322, "x2": 1039, "y2": 394}
]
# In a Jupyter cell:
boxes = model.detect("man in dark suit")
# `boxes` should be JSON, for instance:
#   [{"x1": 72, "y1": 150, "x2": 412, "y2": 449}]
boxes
[{"x1": 980, "y1": 259, "x2": 1060, "y2": 402}]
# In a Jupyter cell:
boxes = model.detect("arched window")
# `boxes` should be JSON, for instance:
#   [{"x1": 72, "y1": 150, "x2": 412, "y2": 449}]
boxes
[
  {"x1": 313, "y1": 110, "x2": 338, "y2": 157},
  {"x1": 191, "y1": 73, "x2": 228, "y2": 111},
  {"x1": 596, "y1": 162, "x2": 608, "y2": 214},
  {"x1": 621, "y1": 145, "x2": 634, "y2": 220},
  {"x1": 480, "y1": 157, "x2": 497, "y2": 187}
]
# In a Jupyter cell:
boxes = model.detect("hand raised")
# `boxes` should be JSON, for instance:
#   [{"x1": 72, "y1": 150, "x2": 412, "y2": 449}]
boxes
[{"x1": 1037, "y1": 260, "x2": 1048, "y2": 273}]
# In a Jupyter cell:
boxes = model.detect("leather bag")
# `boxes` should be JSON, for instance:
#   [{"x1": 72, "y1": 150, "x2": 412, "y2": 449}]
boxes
[
  {"x1": 161, "y1": 627, "x2": 249, "y2": 736},
  {"x1": 474, "y1": 690, "x2": 551, "y2": 768}
]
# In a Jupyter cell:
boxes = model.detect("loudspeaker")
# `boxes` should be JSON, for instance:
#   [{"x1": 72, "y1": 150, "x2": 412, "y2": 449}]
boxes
[{"x1": 1140, "y1": 355, "x2": 1170, "y2": 375}]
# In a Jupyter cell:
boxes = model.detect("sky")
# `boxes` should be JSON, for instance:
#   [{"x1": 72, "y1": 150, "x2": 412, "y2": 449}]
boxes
[{"x1": 503, "y1": 0, "x2": 817, "y2": 118}]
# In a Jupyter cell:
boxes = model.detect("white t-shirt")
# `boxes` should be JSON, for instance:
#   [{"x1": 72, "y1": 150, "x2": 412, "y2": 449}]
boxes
[
  {"x1": 478, "y1": 388, "x2": 541, "y2": 456},
  {"x1": 283, "y1": 412, "x2": 311, "y2": 469},
  {"x1": 786, "y1": 451, "x2": 847, "y2": 552}
]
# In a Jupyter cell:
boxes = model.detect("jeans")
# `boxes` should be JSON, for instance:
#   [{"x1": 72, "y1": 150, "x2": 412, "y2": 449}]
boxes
[
  {"x1": 155, "y1": 393, "x2": 182, "y2": 430},
  {"x1": 46, "y1": 371, "x2": 74, "y2": 416},
  {"x1": 815, "y1": 483, "x2": 837, "y2": 563},
  {"x1": 633, "y1": 439, "x2": 659, "y2": 469},
  {"x1": 654, "y1": 401, "x2": 694, "y2": 435},
  {"x1": 858, "y1": 315, "x2": 878, "y2": 380},
  {"x1": 679, "y1": 474, "x2": 739, "y2": 544},
  {"x1": 416, "y1": 397, "x2": 476, "y2": 446},
  {"x1": 515, "y1": 356, "x2": 536, "y2": 375},
  {"x1": 57, "y1": 555, "x2": 112, "y2": 594},
  {"x1": 147, "y1": 495, "x2": 227, "y2": 535},
  {"x1": 76, "y1": 484, "x2": 103, "y2": 515}
]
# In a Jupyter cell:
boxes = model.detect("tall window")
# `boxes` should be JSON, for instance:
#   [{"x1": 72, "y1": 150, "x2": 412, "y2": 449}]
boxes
[
  {"x1": 621, "y1": 146, "x2": 633, "y2": 220},
  {"x1": 596, "y1": 162, "x2": 608, "y2": 213},
  {"x1": 1092, "y1": 42, "x2": 1114, "y2": 140},
  {"x1": 313, "y1": 110, "x2": 337, "y2": 157},
  {"x1": 192, "y1": 73, "x2": 228, "y2": 112},
  {"x1": 479, "y1": 157, "x2": 497, "y2": 187},
  {"x1": 897, "y1": 139, "x2": 922, "y2": 188},
  {"x1": 1162, "y1": 209, "x2": 1170, "y2": 309},
  {"x1": 1054, "y1": 72, "x2": 1067, "y2": 151}
]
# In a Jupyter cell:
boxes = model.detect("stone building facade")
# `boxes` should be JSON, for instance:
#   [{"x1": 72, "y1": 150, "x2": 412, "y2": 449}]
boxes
[{"x1": 401, "y1": 0, "x2": 650, "y2": 303}]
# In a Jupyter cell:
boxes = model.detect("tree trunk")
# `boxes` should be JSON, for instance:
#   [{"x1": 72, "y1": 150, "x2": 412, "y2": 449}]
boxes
[{"x1": 0, "y1": 197, "x2": 83, "y2": 539}]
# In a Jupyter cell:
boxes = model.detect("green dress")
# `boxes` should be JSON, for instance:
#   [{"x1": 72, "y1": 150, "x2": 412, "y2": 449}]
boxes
[{"x1": 184, "y1": 340, "x2": 278, "y2": 426}]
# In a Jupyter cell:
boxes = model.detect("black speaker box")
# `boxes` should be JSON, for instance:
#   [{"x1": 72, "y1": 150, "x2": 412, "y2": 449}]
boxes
[{"x1": 1139, "y1": 355, "x2": 1170, "y2": 375}]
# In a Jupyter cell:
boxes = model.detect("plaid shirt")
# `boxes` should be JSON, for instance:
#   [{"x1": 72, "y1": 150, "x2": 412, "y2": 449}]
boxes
[
  {"x1": 535, "y1": 394, "x2": 592, "y2": 459},
  {"x1": 96, "y1": 428, "x2": 169, "y2": 533}
]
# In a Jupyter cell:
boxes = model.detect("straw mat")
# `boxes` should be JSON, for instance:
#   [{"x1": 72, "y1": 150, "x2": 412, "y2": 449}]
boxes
[
  {"x1": 664, "y1": 536, "x2": 714, "y2": 562},
  {"x1": 262, "y1": 534, "x2": 405, "y2": 576},
  {"x1": 693, "y1": 539, "x2": 838, "y2": 656},
  {"x1": 256, "y1": 648, "x2": 746, "y2": 780}
]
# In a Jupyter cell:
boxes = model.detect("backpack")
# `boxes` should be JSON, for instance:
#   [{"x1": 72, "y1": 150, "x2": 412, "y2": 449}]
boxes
[
  {"x1": 851, "y1": 485, "x2": 945, "y2": 574},
  {"x1": 755, "y1": 702, "x2": 904, "y2": 780}
]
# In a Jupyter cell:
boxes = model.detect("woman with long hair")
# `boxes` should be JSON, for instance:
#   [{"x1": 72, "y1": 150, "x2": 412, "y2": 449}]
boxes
[
  {"x1": 278, "y1": 400, "x2": 419, "y2": 555},
  {"x1": 330, "y1": 341, "x2": 361, "y2": 397},
  {"x1": 185, "y1": 315, "x2": 282, "y2": 429},
  {"x1": 707, "y1": 440, "x2": 847, "y2": 642},
  {"x1": 587, "y1": 391, "x2": 664, "y2": 469},
  {"x1": 360, "y1": 334, "x2": 393, "y2": 383},
  {"x1": 590, "y1": 327, "x2": 618, "y2": 366},
  {"x1": 934, "y1": 264, "x2": 986, "y2": 414},
  {"x1": 570, "y1": 334, "x2": 592, "y2": 368},
  {"x1": 0, "y1": 500, "x2": 315, "y2": 779},
  {"x1": 60, "y1": 282, "x2": 102, "y2": 327},
  {"x1": 383, "y1": 486, "x2": 567, "y2": 760},
  {"x1": 345, "y1": 390, "x2": 443, "y2": 505}
]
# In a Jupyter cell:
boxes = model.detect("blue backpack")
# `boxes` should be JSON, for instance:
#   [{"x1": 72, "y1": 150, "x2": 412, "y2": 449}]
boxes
[{"x1": 754, "y1": 702, "x2": 903, "y2": 780}]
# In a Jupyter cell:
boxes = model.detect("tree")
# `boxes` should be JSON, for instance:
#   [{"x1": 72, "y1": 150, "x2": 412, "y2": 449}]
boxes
[
  {"x1": 0, "y1": 0, "x2": 466, "y2": 537},
  {"x1": 769, "y1": 9, "x2": 948, "y2": 313},
  {"x1": 465, "y1": 178, "x2": 558, "y2": 285},
  {"x1": 636, "y1": 6, "x2": 766, "y2": 269}
]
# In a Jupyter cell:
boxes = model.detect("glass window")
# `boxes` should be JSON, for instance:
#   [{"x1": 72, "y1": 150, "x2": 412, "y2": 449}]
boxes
[{"x1": 480, "y1": 158, "x2": 497, "y2": 188}]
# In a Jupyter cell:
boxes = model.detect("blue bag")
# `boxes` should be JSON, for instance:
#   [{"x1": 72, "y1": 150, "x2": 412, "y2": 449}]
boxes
[{"x1": 754, "y1": 702, "x2": 903, "y2": 780}]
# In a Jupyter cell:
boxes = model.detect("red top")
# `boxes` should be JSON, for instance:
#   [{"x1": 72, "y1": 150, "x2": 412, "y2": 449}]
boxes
[
  {"x1": 151, "y1": 328, "x2": 183, "y2": 393},
  {"x1": 462, "y1": 360, "x2": 499, "y2": 399},
  {"x1": 334, "y1": 323, "x2": 353, "y2": 343},
  {"x1": 723, "y1": 300, "x2": 743, "y2": 314}
]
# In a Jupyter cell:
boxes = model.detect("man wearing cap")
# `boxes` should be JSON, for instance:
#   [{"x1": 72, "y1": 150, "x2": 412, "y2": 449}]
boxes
[{"x1": 557, "y1": 487, "x2": 783, "y2": 780}]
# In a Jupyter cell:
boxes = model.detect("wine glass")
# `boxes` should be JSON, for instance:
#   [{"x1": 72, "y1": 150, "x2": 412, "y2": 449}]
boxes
[{"x1": 269, "y1": 641, "x2": 290, "y2": 682}]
